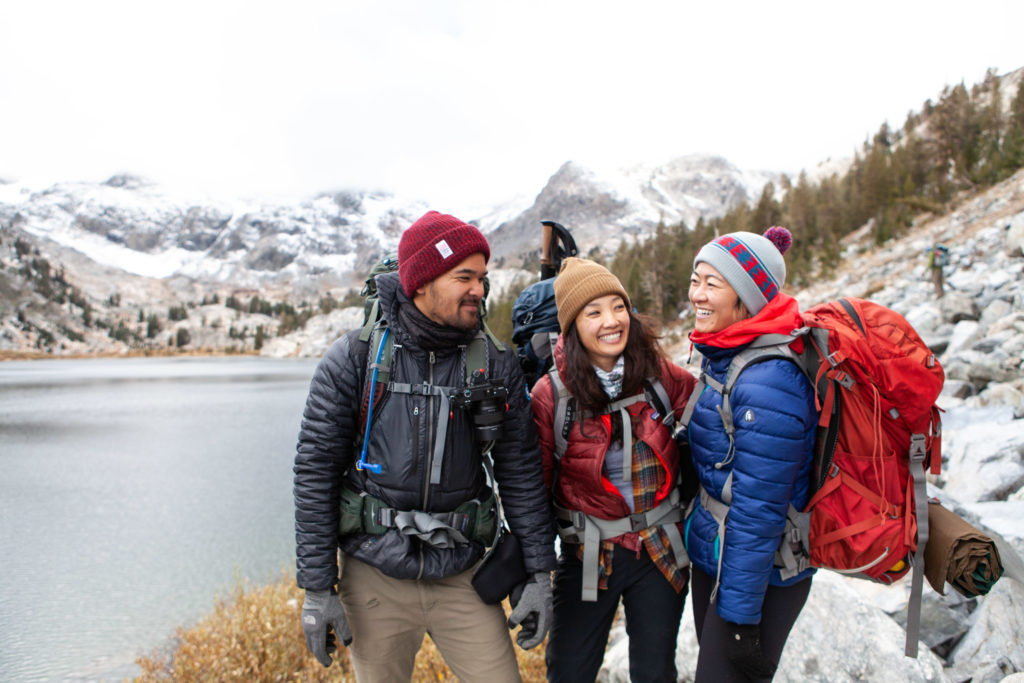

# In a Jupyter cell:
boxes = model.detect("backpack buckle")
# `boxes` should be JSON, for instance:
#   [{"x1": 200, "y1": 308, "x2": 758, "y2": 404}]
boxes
[
  {"x1": 909, "y1": 433, "x2": 926, "y2": 462},
  {"x1": 630, "y1": 513, "x2": 647, "y2": 532},
  {"x1": 571, "y1": 510, "x2": 587, "y2": 530},
  {"x1": 375, "y1": 506, "x2": 394, "y2": 528}
]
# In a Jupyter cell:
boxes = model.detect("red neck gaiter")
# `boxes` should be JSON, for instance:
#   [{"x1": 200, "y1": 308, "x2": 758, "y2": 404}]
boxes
[{"x1": 689, "y1": 292, "x2": 804, "y2": 350}]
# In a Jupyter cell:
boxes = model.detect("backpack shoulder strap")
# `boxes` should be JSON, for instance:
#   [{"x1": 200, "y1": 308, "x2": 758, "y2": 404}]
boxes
[
  {"x1": 530, "y1": 331, "x2": 559, "y2": 363},
  {"x1": 548, "y1": 366, "x2": 574, "y2": 463},
  {"x1": 355, "y1": 320, "x2": 394, "y2": 447},
  {"x1": 481, "y1": 321, "x2": 506, "y2": 352},
  {"x1": 365, "y1": 320, "x2": 396, "y2": 386},
  {"x1": 679, "y1": 332, "x2": 809, "y2": 463},
  {"x1": 359, "y1": 301, "x2": 381, "y2": 342},
  {"x1": 642, "y1": 376, "x2": 675, "y2": 432}
]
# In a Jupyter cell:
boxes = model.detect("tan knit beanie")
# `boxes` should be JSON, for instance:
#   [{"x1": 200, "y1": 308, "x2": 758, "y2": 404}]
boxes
[{"x1": 553, "y1": 257, "x2": 631, "y2": 332}]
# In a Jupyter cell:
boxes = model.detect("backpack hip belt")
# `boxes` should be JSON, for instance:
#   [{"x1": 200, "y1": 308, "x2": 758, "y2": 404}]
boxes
[
  {"x1": 339, "y1": 485, "x2": 497, "y2": 549},
  {"x1": 555, "y1": 487, "x2": 688, "y2": 602},
  {"x1": 696, "y1": 481, "x2": 813, "y2": 608}
]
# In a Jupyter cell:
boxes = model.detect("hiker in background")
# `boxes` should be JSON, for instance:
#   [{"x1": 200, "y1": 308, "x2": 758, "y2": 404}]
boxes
[
  {"x1": 927, "y1": 242, "x2": 950, "y2": 299},
  {"x1": 293, "y1": 211, "x2": 556, "y2": 682},
  {"x1": 529, "y1": 257, "x2": 697, "y2": 682},
  {"x1": 682, "y1": 227, "x2": 816, "y2": 682}
]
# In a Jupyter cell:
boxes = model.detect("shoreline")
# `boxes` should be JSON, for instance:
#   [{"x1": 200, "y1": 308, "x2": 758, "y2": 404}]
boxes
[{"x1": 0, "y1": 348, "x2": 262, "y2": 361}]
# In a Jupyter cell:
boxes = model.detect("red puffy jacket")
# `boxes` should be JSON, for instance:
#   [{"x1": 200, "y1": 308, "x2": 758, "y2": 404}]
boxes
[{"x1": 530, "y1": 340, "x2": 696, "y2": 545}]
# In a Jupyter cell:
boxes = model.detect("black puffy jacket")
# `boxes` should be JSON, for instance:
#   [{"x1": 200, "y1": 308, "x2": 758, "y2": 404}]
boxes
[{"x1": 294, "y1": 273, "x2": 556, "y2": 590}]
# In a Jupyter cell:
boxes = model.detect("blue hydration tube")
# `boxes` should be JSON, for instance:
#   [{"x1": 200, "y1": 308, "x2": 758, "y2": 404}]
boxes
[{"x1": 356, "y1": 327, "x2": 388, "y2": 474}]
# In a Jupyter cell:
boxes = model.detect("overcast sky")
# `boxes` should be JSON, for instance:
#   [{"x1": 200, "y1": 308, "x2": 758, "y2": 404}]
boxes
[{"x1": 2, "y1": 1, "x2": 1023, "y2": 218}]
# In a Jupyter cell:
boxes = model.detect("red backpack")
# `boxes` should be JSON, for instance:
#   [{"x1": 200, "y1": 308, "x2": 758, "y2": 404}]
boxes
[{"x1": 683, "y1": 297, "x2": 944, "y2": 656}]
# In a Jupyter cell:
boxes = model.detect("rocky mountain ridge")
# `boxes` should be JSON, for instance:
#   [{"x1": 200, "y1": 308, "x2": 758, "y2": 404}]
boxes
[
  {"x1": 0, "y1": 153, "x2": 771, "y2": 284},
  {"x1": 484, "y1": 156, "x2": 776, "y2": 265},
  {"x1": 0, "y1": 154, "x2": 776, "y2": 355},
  {"x1": 0, "y1": 174, "x2": 427, "y2": 290}
]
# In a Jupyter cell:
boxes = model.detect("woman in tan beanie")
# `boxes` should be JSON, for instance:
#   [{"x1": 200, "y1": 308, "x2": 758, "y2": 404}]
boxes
[{"x1": 529, "y1": 257, "x2": 697, "y2": 682}]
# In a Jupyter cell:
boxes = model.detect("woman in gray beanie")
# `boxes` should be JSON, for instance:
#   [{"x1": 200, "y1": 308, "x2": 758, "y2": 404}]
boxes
[
  {"x1": 530, "y1": 257, "x2": 697, "y2": 682},
  {"x1": 682, "y1": 227, "x2": 817, "y2": 682}
]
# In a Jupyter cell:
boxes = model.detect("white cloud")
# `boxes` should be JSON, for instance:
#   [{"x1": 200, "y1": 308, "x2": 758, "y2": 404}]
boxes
[{"x1": 1, "y1": 0, "x2": 1023, "y2": 219}]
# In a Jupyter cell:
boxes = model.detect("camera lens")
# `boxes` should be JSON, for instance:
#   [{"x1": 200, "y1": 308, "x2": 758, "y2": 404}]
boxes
[{"x1": 472, "y1": 399, "x2": 505, "y2": 441}]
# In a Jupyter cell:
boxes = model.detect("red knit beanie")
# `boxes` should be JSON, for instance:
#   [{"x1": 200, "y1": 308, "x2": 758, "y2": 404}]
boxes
[{"x1": 398, "y1": 211, "x2": 490, "y2": 296}]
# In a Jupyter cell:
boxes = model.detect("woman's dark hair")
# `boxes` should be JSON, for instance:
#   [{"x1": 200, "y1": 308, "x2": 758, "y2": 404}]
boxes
[{"x1": 561, "y1": 307, "x2": 667, "y2": 418}]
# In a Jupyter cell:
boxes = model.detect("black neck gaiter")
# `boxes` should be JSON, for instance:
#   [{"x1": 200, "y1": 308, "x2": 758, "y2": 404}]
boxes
[{"x1": 395, "y1": 288, "x2": 478, "y2": 352}]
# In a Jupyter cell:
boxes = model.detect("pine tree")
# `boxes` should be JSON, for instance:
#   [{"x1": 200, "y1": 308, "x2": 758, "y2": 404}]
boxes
[
  {"x1": 1002, "y1": 79, "x2": 1024, "y2": 172},
  {"x1": 176, "y1": 327, "x2": 191, "y2": 347},
  {"x1": 751, "y1": 183, "x2": 783, "y2": 232}
]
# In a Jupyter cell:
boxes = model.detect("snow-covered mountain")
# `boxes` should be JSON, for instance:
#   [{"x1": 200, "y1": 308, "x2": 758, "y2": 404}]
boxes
[
  {"x1": 0, "y1": 154, "x2": 778, "y2": 355},
  {"x1": 485, "y1": 155, "x2": 777, "y2": 264},
  {"x1": 0, "y1": 154, "x2": 774, "y2": 288},
  {"x1": 0, "y1": 174, "x2": 430, "y2": 291}
]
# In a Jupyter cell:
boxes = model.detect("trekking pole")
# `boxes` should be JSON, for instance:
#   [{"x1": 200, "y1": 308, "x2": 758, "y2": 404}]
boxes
[{"x1": 540, "y1": 222, "x2": 555, "y2": 280}]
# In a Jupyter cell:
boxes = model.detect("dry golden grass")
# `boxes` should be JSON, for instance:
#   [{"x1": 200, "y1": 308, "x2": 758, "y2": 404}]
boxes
[{"x1": 134, "y1": 572, "x2": 547, "y2": 682}]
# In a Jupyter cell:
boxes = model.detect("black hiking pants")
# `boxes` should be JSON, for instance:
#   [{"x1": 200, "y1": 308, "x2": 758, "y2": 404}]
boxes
[
  {"x1": 690, "y1": 565, "x2": 812, "y2": 682},
  {"x1": 545, "y1": 543, "x2": 688, "y2": 683}
]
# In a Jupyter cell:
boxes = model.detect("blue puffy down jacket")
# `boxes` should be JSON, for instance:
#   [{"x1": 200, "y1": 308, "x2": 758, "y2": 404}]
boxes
[{"x1": 683, "y1": 342, "x2": 817, "y2": 624}]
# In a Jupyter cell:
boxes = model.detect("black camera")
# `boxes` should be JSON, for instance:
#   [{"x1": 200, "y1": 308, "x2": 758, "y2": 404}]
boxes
[{"x1": 450, "y1": 370, "x2": 508, "y2": 442}]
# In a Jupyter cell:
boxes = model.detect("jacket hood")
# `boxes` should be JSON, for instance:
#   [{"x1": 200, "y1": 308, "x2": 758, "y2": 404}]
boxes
[{"x1": 374, "y1": 271, "x2": 403, "y2": 323}]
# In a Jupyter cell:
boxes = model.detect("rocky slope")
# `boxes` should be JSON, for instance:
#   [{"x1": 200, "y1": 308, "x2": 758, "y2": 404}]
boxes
[{"x1": 599, "y1": 168, "x2": 1024, "y2": 683}]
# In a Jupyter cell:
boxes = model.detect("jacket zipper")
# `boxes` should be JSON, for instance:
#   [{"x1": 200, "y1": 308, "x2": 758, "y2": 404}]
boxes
[
  {"x1": 410, "y1": 405, "x2": 420, "y2": 477},
  {"x1": 417, "y1": 350, "x2": 436, "y2": 580},
  {"x1": 423, "y1": 350, "x2": 436, "y2": 510}
]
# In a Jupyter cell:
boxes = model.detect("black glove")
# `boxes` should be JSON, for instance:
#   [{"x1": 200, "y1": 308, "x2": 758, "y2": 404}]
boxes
[
  {"x1": 725, "y1": 621, "x2": 776, "y2": 680},
  {"x1": 301, "y1": 588, "x2": 352, "y2": 667},
  {"x1": 507, "y1": 572, "x2": 552, "y2": 649}
]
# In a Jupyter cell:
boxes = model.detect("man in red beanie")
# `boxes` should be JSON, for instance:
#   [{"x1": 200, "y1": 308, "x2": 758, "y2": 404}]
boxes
[{"x1": 294, "y1": 211, "x2": 556, "y2": 682}]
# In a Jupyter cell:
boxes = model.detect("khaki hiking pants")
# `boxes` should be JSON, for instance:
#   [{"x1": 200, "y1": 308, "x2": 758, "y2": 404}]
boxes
[{"x1": 338, "y1": 554, "x2": 522, "y2": 683}]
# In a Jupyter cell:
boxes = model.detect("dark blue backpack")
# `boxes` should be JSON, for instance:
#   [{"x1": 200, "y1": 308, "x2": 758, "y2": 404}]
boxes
[
  {"x1": 512, "y1": 278, "x2": 559, "y2": 388},
  {"x1": 511, "y1": 220, "x2": 579, "y2": 390}
]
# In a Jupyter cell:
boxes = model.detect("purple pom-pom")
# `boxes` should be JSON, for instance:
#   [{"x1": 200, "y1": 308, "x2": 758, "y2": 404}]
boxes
[{"x1": 764, "y1": 226, "x2": 792, "y2": 255}]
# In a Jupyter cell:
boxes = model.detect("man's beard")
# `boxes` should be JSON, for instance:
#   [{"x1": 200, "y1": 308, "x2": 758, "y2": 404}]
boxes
[{"x1": 451, "y1": 297, "x2": 481, "y2": 330}]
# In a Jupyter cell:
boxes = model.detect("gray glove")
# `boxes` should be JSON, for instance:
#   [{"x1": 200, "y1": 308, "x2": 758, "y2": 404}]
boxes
[
  {"x1": 507, "y1": 572, "x2": 553, "y2": 649},
  {"x1": 301, "y1": 588, "x2": 352, "y2": 667}
]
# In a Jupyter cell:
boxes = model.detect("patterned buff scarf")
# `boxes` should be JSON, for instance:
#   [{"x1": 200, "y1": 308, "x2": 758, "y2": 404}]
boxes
[{"x1": 594, "y1": 356, "x2": 624, "y2": 399}]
